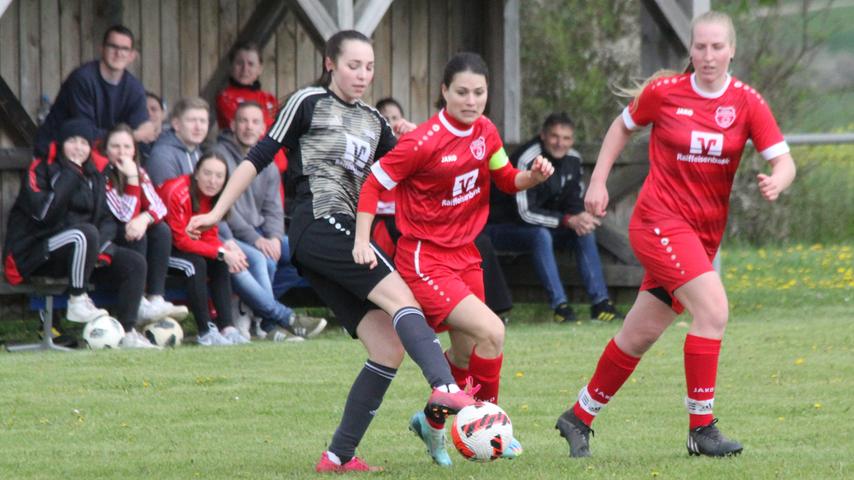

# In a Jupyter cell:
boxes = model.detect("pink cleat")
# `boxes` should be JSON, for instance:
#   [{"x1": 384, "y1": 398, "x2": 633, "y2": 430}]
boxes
[
  {"x1": 315, "y1": 451, "x2": 384, "y2": 473},
  {"x1": 427, "y1": 377, "x2": 481, "y2": 417}
]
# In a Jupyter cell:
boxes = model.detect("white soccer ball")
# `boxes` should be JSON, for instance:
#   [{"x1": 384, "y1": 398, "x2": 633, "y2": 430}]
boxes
[
  {"x1": 82, "y1": 316, "x2": 125, "y2": 349},
  {"x1": 451, "y1": 402, "x2": 513, "y2": 461},
  {"x1": 143, "y1": 317, "x2": 183, "y2": 347}
]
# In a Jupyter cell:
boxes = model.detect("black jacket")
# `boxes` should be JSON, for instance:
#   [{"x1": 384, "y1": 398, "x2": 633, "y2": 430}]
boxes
[
  {"x1": 3, "y1": 144, "x2": 116, "y2": 284},
  {"x1": 489, "y1": 136, "x2": 585, "y2": 228}
]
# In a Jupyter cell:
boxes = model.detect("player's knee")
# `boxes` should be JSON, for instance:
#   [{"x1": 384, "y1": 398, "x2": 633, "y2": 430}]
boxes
[
  {"x1": 476, "y1": 320, "x2": 505, "y2": 355},
  {"x1": 695, "y1": 303, "x2": 729, "y2": 333}
]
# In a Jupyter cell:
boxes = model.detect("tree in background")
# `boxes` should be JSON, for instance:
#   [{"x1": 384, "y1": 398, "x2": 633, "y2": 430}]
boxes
[{"x1": 519, "y1": 0, "x2": 638, "y2": 142}]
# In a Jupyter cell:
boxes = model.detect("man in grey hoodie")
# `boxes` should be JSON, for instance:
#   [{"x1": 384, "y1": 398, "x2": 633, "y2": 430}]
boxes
[
  {"x1": 215, "y1": 101, "x2": 326, "y2": 341},
  {"x1": 145, "y1": 97, "x2": 209, "y2": 187}
]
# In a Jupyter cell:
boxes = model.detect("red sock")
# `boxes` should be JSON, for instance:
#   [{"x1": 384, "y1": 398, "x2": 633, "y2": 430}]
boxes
[
  {"x1": 684, "y1": 334, "x2": 721, "y2": 429},
  {"x1": 445, "y1": 350, "x2": 469, "y2": 389},
  {"x1": 468, "y1": 347, "x2": 503, "y2": 404},
  {"x1": 572, "y1": 338, "x2": 640, "y2": 426}
]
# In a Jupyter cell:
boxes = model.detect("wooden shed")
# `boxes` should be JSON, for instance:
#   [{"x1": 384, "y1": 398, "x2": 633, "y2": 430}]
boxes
[{"x1": 0, "y1": 0, "x2": 705, "y2": 309}]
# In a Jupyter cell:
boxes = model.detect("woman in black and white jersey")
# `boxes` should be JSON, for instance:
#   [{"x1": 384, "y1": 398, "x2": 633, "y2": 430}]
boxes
[{"x1": 188, "y1": 30, "x2": 474, "y2": 473}]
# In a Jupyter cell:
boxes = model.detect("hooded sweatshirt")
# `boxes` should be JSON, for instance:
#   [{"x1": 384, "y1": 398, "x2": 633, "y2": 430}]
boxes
[
  {"x1": 145, "y1": 129, "x2": 202, "y2": 187},
  {"x1": 214, "y1": 130, "x2": 285, "y2": 244}
]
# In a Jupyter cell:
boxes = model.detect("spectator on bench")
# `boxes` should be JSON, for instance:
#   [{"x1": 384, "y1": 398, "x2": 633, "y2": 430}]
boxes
[
  {"x1": 487, "y1": 112, "x2": 623, "y2": 323},
  {"x1": 158, "y1": 152, "x2": 249, "y2": 346},
  {"x1": 139, "y1": 91, "x2": 167, "y2": 162},
  {"x1": 215, "y1": 101, "x2": 326, "y2": 340},
  {"x1": 101, "y1": 123, "x2": 188, "y2": 323},
  {"x1": 34, "y1": 25, "x2": 156, "y2": 157},
  {"x1": 3, "y1": 118, "x2": 156, "y2": 348},
  {"x1": 146, "y1": 97, "x2": 210, "y2": 188}
]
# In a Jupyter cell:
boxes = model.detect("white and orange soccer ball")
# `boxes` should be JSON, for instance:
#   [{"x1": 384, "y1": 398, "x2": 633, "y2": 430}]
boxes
[{"x1": 451, "y1": 402, "x2": 513, "y2": 461}]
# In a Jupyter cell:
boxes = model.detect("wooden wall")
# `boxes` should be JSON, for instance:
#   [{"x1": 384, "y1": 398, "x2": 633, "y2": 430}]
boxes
[{"x1": 0, "y1": 0, "x2": 488, "y2": 135}]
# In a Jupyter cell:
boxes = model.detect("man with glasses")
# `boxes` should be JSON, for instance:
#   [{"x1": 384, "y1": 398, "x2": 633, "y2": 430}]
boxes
[{"x1": 34, "y1": 25, "x2": 156, "y2": 156}]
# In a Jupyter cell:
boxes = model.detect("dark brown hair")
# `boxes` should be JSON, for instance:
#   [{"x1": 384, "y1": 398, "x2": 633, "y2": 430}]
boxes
[
  {"x1": 315, "y1": 30, "x2": 372, "y2": 88},
  {"x1": 103, "y1": 123, "x2": 140, "y2": 194},
  {"x1": 190, "y1": 152, "x2": 229, "y2": 213},
  {"x1": 435, "y1": 52, "x2": 489, "y2": 109}
]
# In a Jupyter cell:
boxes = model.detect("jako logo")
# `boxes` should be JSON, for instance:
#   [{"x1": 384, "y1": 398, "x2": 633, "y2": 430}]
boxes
[
  {"x1": 676, "y1": 107, "x2": 693, "y2": 116},
  {"x1": 689, "y1": 131, "x2": 724, "y2": 156},
  {"x1": 441, "y1": 154, "x2": 457, "y2": 163},
  {"x1": 452, "y1": 169, "x2": 479, "y2": 196}
]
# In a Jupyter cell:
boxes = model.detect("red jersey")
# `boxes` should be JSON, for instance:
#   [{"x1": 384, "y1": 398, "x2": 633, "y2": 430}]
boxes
[
  {"x1": 216, "y1": 81, "x2": 278, "y2": 129},
  {"x1": 624, "y1": 73, "x2": 788, "y2": 252},
  {"x1": 158, "y1": 175, "x2": 222, "y2": 259},
  {"x1": 371, "y1": 110, "x2": 512, "y2": 249}
]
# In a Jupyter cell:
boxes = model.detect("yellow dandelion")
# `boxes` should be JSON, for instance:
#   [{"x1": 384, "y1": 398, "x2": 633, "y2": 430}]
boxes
[
  {"x1": 814, "y1": 403, "x2": 822, "y2": 409},
  {"x1": 515, "y1": 371, "x2": 524, "y2": 378},
  {"x1": 794, "y1": 357, "x2": 805, "y2": 365}
]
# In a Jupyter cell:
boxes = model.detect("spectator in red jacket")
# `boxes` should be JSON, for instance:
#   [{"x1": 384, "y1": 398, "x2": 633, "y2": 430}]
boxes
[
  {"x1": 216, "y1": 42, "x2": 278, "y2": 130},
  {"x1": 158, "y1": 152, "x2": 250, "y2": 346}
]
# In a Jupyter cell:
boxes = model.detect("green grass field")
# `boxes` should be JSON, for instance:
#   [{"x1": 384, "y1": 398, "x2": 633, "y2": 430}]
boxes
[{"x1": 1, "y1": 244, "x2": 851, "y2": 479}]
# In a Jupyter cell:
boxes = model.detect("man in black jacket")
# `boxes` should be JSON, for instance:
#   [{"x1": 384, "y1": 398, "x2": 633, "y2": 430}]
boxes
[{"x1": 487, "y1": 113, "x2": 622, "y2": 322}]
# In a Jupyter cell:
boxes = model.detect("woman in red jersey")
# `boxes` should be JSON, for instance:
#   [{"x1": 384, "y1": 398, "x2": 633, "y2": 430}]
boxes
[
  {"x1": 555, "y1": 10, "x2": 796, "y2": 458},
  {"x1": 355, "y1": 52, "x2": 554, "y2": 465}
]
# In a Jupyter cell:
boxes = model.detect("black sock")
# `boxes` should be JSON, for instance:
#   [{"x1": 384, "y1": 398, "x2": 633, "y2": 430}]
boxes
[
  {"x1": 329, "y1": 360, "x2": 396, "y2": 463},
  {"x1": 424, "y1": 405, "x2": 447, "y2": 426},
  {"x1": 393, "y1": 307, "x2": 456, "y2": 388}
]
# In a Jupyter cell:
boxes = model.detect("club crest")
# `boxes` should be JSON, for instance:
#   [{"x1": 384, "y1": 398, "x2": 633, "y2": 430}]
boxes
[
  {"x1": 470, "y1": 136, "x2": 486, "y2": 160},
  {"x1": 714, "y1": 106, "x2": 736, "y2": 129}
]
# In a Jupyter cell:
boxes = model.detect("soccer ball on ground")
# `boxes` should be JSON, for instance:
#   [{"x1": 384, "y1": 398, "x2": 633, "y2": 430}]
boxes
[
  {"x1": 451, "y1": 402, "x2": 513, "y2": 461},
  {"x1": 143, "y1": 317, "x2": 184, "y2": 347},
  {"x1": 82, "y1": 316, "x2": 125, "y2": 349}
]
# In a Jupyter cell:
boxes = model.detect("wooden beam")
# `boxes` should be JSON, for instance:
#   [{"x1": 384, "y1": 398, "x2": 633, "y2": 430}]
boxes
[
  {"x1": 0, "y1": 76, "x2": 37, "y2": 147},
  {"x1": 0, "y1": 0, "x2": 12, "y2": 20},
  {"x1": 597, "y1": 215, "x2": 640, "y2": 265},
  {"x1": 502, "y1": 0, "x2": 521, "y2": 143},
  {"x1": 199, "y1": 0, "x2": 291, "y2": 110},
  {"x1": 646, "y1": 0, "x2": 691, "y2": 50},
  {"x1": 292, "y1": 0, "x2": 338, "y2": 41},
  {"x1": 354, "y1": 0, "x2": 393, "y2": 37},
  {"x1": 0, "y1": 147, "x2": 33, "y2": 169},
  {"x1": 336, "y1": 0, "x2": 354, "y2": 29}
]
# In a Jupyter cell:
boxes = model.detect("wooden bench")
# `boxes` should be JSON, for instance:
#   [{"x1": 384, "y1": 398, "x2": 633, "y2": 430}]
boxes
[{"x1": 0, "y1": 270, "x2": 74, "y2": 352}]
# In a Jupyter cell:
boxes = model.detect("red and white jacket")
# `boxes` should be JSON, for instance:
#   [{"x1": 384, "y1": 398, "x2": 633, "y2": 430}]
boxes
[
  {"x1": 157, "y1": 175, "x2": 223, "y2": 259},
  {"x1": 105, "y1": 166, "x2": 167, "y2": 224}
]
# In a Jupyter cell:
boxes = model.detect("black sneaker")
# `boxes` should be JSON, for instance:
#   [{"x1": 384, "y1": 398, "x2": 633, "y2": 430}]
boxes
[
  {"x1": 555, "y1": 409, "x2": 593, "y2": 457},
  {"x1": 687, "y1": 418, "x2": 743, "y2": 457},
  {"x1": 591, "y1": 300, "x2": 624, "y2": 322},
  {"x1": 554, "y1": 303, "x2": 576, "y2": 323}
]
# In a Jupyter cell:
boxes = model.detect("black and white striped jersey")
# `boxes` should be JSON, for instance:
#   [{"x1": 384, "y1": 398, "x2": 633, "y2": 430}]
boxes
[{"x1": 247, "y1": 86, "x2": 395, "y2": 243}]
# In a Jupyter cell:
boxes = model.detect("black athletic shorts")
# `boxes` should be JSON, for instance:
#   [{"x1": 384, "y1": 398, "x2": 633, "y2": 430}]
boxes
[{"x1": 292, "y1": 214, "x2": 395, "y2": 338}]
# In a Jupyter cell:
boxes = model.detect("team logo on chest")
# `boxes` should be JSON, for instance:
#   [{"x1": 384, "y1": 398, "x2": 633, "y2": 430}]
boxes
[
  {"x1": 469, "y1": 136, "x2": 486, "y2": 160},
  {"x1": 714, "y1": 106, "x2": 736, "y2": 129}
]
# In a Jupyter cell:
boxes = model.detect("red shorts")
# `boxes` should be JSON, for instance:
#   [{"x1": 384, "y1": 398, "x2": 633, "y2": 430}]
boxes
[
  {"x1": 395, "y1": 238, "x2": 484, "y2": 332},
  {"x1": 629, "y1": 219, "x2": 716, "y2": 314}
]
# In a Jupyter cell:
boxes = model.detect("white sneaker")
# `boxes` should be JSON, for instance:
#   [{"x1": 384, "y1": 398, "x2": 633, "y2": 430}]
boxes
[
  {"x1": 291, "y1": 315, "x2": 328, "y2": 338},
  {"x1": 197, "y1": 323, "x2": 234, "y2": 346},
  {"x1": 66, "y1": 293, "x2": 109, "y2": 323},
  {"x1": 137, "y1": 297, "x2": 172, "y2": 325},
  {"x1": 266, "y1": 326, "x2": 305, "y2": 343},
  {"x1": 252, "y1": 318, "x2": 267, "y2": 339},
  {"x1": 222, "y1": 326, "x2": 251, "y2": 344},
  {"x1": 119, "y1": 329, "x2": 162, "y2": 349},
  {"x1": 148, "y1": 296, "x2": 189, "y2": 321}
]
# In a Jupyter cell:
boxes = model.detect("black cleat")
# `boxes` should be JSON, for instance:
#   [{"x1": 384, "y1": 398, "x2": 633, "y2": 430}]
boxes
[
  {"x1": 591, "y1": 300, "x2": 624, "y2": 322},
  {"x1": 555, "y1": 409, "x2": 593, "y2": 457},
  {"x1": 687, "y1": 418, "x2": 743, "y2": 457},
  {"x1": 554, "y1": 303, "x2": 576, "y2": 323}
]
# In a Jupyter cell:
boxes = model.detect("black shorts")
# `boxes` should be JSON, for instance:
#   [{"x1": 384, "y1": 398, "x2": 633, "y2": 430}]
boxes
[{"x1": 292, "y1": 214, "x2": 395, "y2": 338}]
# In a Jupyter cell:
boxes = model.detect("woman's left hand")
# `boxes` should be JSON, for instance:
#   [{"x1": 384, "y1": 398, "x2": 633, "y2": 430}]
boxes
[
  {"x1": 757, "y1": 173, "x2": 785, "y2": 202},
  {"x1": 530, "y1": 155, "x2": 555, "y2": 183},
  {"x1": 124, "y1": 215, "x2": 149, "y2": 242},
  {"x1": 393, "y1": 119, "x2": 417, "y2": 136}
]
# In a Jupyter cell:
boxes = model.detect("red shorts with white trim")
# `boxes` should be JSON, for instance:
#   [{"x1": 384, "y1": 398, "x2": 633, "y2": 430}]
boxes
[
  {"x1": 395, "y1": 238, "x2": 484, "y2": 332},
  {"x1": 629, "y1": 219, "x2": 716, "y2": 314}
]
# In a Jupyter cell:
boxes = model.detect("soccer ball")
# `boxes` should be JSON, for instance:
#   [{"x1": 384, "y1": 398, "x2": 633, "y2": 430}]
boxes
[
  {"x1": 451, "y1": 402, "x2": 513, "y2": 461},
  {"x1": 143, "y1": 317, "x2": 184, "y2": 347},
  {"x1": 82, "y1": 316, "x2": 125, "y2": 349}
]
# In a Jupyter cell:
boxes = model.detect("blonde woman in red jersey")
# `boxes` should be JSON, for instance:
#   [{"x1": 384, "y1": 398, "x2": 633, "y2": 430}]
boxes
[
  {"x1": 355, "y1": 52, "x2": 554, "y2": 466},
  {"x1": 555, "y1": 11, "x2": 796, "y2": 458}
]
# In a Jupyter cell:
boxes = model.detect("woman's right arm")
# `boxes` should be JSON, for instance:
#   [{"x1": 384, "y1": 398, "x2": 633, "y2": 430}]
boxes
[
  {"x1": 585, "y1": 115, "x2": 633, "y2": 217},
  {"x1": 186, "y1": 160, "x2": 258, "y2": 237},
  {"x1": 21, "y1": 157, "x2": 78, "y2": 224}
]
